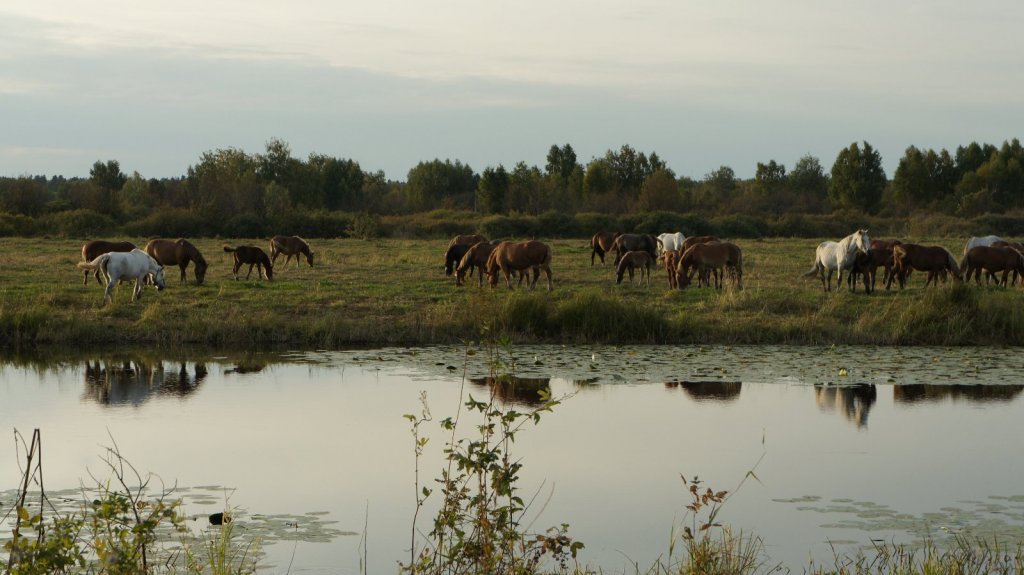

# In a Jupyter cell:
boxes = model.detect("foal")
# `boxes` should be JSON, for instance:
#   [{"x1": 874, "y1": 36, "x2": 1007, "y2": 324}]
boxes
[{"x1": 224, "y1": 246, "x2": 274, "y2": 280}]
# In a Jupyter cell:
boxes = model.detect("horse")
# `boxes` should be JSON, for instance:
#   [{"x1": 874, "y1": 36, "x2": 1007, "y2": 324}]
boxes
[
  {"x1": 590, "y1": 231, "x2": 619, "y2": 266},
  {"x1": 963, "y1": 235, "x2": 1003, "y2": 256},
  {"x1": 144, "y1": 238, "x2": 208, "y2": 284},
  {"x1": 680, "y1": 235, "x2": 719, "y2": 252},
  {"x1": 447, "y1": 234, "x2": 488, "y2": 250},
  {"x1": 803, "y1": 229, "x2": 871, "y2": 292},
  {"x1": 888, "y1": 243, "x2": 961, "y2": 289},
  {"x1": 615, "y1": 251, "x2": 655, "y2": 286},
  {"x1": 486, "y1": 240, "x2": 553, "y2": 291},
  {"x1": 444, "y1": 241, "x2": 478, "y2": 283},
  {"x1": 457, "y1": 241, "x2": 498, "y2": 287},
  {"x1": 270, "y1": 235, "x2": 315, "y2": 268},
  {"x1": 76, "y1": 249, "x2": 165, "y2": 305},
  {"x1": 224, "y1": 245, "x2": 274, "y2": 280},
  {"x1": 611, "y1": 234, "x2": 658, "y2": 267},
  {"x1": 655, "y1": 232, "x2": 686, "y2": 255},
  {"x1": 962, "y1": 245, "x2": 1024, "y2": 286},
  {"x1": 989, "y1": 240, "x2": 1024, "y2": 284},
  {"x1": 847, "y1": 248, "x2": 894, "y2": 294},
  {"x1": 81, "y1": 240, "x2": 136, "y2": 285},
  {"x1": 676, "y1": 242, "x2": 743, "y2": 289},
  {"x1": 662, "y1": 250, "x2": 680, "y2": 289}
]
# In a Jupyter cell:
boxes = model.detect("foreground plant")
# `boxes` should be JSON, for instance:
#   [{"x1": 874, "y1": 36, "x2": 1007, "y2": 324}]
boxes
[{"x1": 402, "y1": 337, "x2": 585, "y2": 575}]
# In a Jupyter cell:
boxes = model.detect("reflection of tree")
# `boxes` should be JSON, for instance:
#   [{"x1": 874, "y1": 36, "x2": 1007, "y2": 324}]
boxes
[
  {"x1": 814, "y1": 384, "x2": 876, "y2": 429},
  {"x1": 664, "y1": 381, "x2": 742, "y2": 402},
  {"x1": 469, "y1": 376, "x2": 551, "y2": 406},
  {"x1": 83, "y1": 359, "x2": 206, "y2": 406},
  {"x1": 894, "y1": 384, "x2": 1024, "y2": 404},
  {"x1": 224, "y1": 357, "x2": 266, "y2": 375}
]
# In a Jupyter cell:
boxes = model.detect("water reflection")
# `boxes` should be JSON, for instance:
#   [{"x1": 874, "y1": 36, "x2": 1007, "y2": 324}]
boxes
[
  {"x1": 468, "y1": 375, "x2": 551, "y2": 406},
  {"x1": 664, "y1": 381, "x2": 742, "y2": 402},
  {"x1": 894, "y1": 384, "x2": 1024, "y2": 404},
  {"x1": 83, "y1": 359, "x2": 207, "y2": 406},
  {"x1": 814, "y1": 384, "x2": 877, "y2": 429}
]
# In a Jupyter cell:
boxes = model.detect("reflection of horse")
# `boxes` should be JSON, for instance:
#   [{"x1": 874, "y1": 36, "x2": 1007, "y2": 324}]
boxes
[
  {"x1": 469, "y1": 375, "x2": 551, "y2": 406},
  {"x1": 77, "y1": 249, "x2": 166, "y2": 305},
  {"x1": 81, "y1": 240, "x2": 136, "y2": 285},
  {"x1": 961, "y1": 245, "x2": 1024, "y2": 286},
  {"x1": 665, "y1": 381, "x2": 742, "y2": 402},
  {"x1": 803, "y1": 229, "x2": 871, "y2": 292},
  {"x1": 486, "y1": 241, "x2": 553, "y2": 291},
  {"x1": 145, "y1": 238, "x2": 208, "y2": 284},
  {"x1": 888, "y1": 243, "x2": 961, "y2": 289},
  {"x1": 83, "y1": 359, "x2": 207, "y2": 405},
  {"x1": 616, "y1": 251, "x2": 654, "y2": 286},
  {"x1": 224, "y1": 245, "x2": 273, "y2": 280},
  {"x1": 814, "y1": 384, "x2": 876, "y2": 429},
  {"x1": 611, "y1": 234, "x2": 658, "y2": 267},
  {"x1": 894, "y1": 384, "x2": 1024, "y2": 404},
  {"x1": 591, "y1": 231, "x2": 619, "y2": 265},
  {"x1": 270, "y1": 235, "x2": 315, "y2": 268}
]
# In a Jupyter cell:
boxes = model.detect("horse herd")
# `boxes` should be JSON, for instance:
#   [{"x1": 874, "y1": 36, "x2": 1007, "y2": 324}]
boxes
[{"x1": 76, "y1": 236, "x2": 315, "y2": 305}]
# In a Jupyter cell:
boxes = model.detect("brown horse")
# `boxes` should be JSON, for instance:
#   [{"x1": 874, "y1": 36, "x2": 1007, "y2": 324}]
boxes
[
  {"x1": 270, "y1": 235, "x2": 314, "y2": 268},
  {"x1": 680, "y1": 235, "x2": 720, "y2": 252},
  {"x1": 615, "y1": 251, "x2": 655, "y2": 286},
  {"x1": 486, "y1": 240, "x2": 553, "y2": 291},
  {"x1": 847, "y1": 247, "x2": 894, "y2": 293},
  {"x1": 590, "y1": 231, "x2": 619, "y2": 266},
  {"x1": 223, "y1": 246, "x2": 273, "y2": 280},
  {"x1": 676, "y1": 242, "x2": 742, "y2": 289},
  {"x1": 447, "y1": 234, "x2": 487, "y2": 251},
  {"x1": 444, "y1": 241, "x2": 478, "y2": 283},
  {"x1": 611, "y1": 234, "x2": 658, "y2": 267},
  {"x1": 81, "y1": 240, "x2": 136, "y2": 285},
  {"x1": 456, "y1": 241, "x2": 498, "y2": 287},
  {"x1": 990, "y1": 240, "x2": 1024, "y2": 284},
  {"x1": 962, "y1": 245, "x2": 1024, "y2": 286},
  {"x1": 888, "y1": 243, "x2": 960, "y2": 289},
  {"x1": 661, "y1": 250, "x2": 680, "y2": 289},
  {"x1": 145, "y1": 238, "x2": 208, "y2": 284}
]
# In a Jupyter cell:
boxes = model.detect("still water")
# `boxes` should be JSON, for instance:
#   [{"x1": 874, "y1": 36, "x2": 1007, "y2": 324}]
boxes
[{"x1": 2, "y1": 345, "x2": 1024, "y2": 573}]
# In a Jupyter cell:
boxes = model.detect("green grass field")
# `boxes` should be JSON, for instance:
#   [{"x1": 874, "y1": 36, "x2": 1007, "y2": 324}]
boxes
[{"x1": 0, "y1": 236, "x2": 1021, "y2": 349}]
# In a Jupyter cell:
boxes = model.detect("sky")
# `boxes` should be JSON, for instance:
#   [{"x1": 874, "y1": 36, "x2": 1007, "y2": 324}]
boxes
[{"x1": 1, "y1": 0, "x2": 1022, "y2": 181}]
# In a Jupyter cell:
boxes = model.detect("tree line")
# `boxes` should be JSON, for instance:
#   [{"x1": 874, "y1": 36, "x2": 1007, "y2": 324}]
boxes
[{"x1": 1, "y1": 137, "x2": 1022, "y2": 238}]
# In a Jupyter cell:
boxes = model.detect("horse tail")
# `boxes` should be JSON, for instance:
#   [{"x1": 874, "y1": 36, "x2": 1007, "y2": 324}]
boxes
[
  {"x1": 223, "y1": 246, "x2": 236, "y2": 253},
  {"x1": 803, "y1": 260, "x2": 821, "y2": 278},
  {"x1": 76, "y1": 253, "x2": 110, "y2": 271}
]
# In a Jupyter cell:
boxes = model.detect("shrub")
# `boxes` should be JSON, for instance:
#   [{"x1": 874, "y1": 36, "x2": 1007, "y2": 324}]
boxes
[
  {"x1": 122, "y1": 208, "x2": 210, "y2": 237},
  {"x1": 573, "y1": 212, "x2": 620, "y2": 235},
  {"x1": 42, "y1": 209, "x2": 117, "y2": 238},
  {"x1": 537, "y1": 210, "x2": 579, "y2": 237},
  {"x1": 0, "y1": 212, "x2": 38, "y2": 236},
  {"x1": 478, "y1": 214, "x2": 539, "y2": 240}
]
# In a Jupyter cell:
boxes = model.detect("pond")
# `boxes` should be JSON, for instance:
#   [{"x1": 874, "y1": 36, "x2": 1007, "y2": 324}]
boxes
[{"x1": 2, "y1": 344, "x2": 1024, "y2": 573}]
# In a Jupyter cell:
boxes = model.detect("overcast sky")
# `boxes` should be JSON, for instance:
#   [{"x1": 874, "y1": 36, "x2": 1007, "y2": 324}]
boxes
[{"x1": 2, "y1": 0, "x2": 1022, "y2": 181}]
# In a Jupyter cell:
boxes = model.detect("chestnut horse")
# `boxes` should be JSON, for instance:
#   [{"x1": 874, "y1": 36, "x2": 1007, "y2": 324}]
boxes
[
  {"x1": 444, "y1": 241, "x2": 477, "y2": 283},
  {"x1": 456, "y1": 241, "x2": 498, "y2": 287},
  {"x1": 447, "y1": 234, "x2": 487, "y2": 250},
  {"x1": 888, "y1": 243, "x2": 960, "y2": 289},
  {"x1": 662, "y1": 250, "x2": 680, "y2": 289},
  {"x1": 486, "y1": 240, "x2": 553, "y2": 291},
  {"x1": 676, "y1": 242, "x2": 743, "y2": 289},
  {"x1": 962, "y1": 245, "x2": 1024, "y2": 286},
  {"x1": 223, "y1": 246, "x2": 273, "y2": 280},
  {"x1": 611, "y1": 234, "x2": 658, "y2": 267},
  {"x1": 590, "y1": 231, "x2": 619, "y2": 266},
  {"x1": 270, "y1": 235, "x2": 314, "y2": 268},
  {"x1": 680, "y1": 235, "x2": 719, "y2": 252},
  {"x1": 145, "y1": 238, "x2": 208, "y2": 284},
  {"x1": 81, "y1": 240, "x2": 136, "y2": 285},
  {"x1": 616, "y1": 250, "x2": 655, "y2": 286}
]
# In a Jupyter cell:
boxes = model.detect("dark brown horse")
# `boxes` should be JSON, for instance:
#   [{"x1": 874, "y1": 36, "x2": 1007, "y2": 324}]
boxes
[
  {"x1": 615, "y1": 251, "x2": 654, "y2": 286},
  {"x1": 145, "y1": 238, "x2": 208, "y2": 284},
  {"x1": 962, "y1": 245, "x2": 1024, "y2": 286},
  {"x1": 486, "y1": 240, "x2": 553, "y2": 291},
  {"x1": 590, "y1": 231, "x2": 619, "y2": 266},
  {"x1": 611, "y1": 234, "x2": 658, "y2": 267},
  {"x1": 888, "y1": 243, "x2": 960, "y2": 289},
  {"x1": 270, "y1": 235, "x2": 314, "y2": 268},
  {"x1": 224, "y1": 246, "x2": 273, "y2": 280},
  {"x1": 81, "y1": 240, "x2": 136, "y2": 285},
  {"x1": 445, "y1": 241, "x2": 478, "y2": 285},
  {"x1": 847, "y1": 247, "x2": 894, "y2": 293}
]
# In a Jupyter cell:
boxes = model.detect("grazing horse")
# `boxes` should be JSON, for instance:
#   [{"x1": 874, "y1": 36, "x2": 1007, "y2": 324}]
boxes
[
  {"x1": 145, "y1": 238, "x2": 208, "y2": 284},
  {"x1": 457, "y1": 241, "x2": 499, "y2": 287},
  {"x1": 590, "y1": 231, "x2": 619, "y2": 266},
  {"x1": 81, "y1": 240, "x2": 136, "y2": 285},
  {"x1": 989, "y1": 240, "x2": 1024, "y2": 284},
  {"x1": 486, "y1": 240, "x2": 553, "y2": 291},
  {"x1": 447, "y1": 234, "x2": 488, "y2": 251},
  {"x1": 962, "y1": 245, "x2": 1024, "y2": 286},
  {"x1": 662, "y1": 250, "x2": 681, "y2": 289},
  {"x1": 847, "y1": 247, "x2": 894, "y2": 294},
  {"x1": 76, "y1": 249, "x2": 165, "y2": 305},
  {"x1": 680, "y1": 235, "x2": 719, "y2": 252},
  {"x1": 888, "y1": 243, "x2": 961, "y2": 289},
  {"x1": 224, "y1": 246, "x2": 273, "y2": 280},
  {"x1": 444, "y1": 241, "x2": 478, "y2": 283},
  {"x1": 615, "y1": 251, "x2": 655, "y2": 286},
  {"x1": 655, "y1": 232, "x2": 686, "y2": 255},
  {"x1": 270, "y1": 235, "x2": 315, "y2": 268},
  {"x1": 676, "y1": 242, "x2": 743, "y2": 289},
  {"x1": 611, "y1": 234, "x2": 658, "y2": 267},
  {"x1": 803, "y1": 229, "x2": 871, "y2": 292}
]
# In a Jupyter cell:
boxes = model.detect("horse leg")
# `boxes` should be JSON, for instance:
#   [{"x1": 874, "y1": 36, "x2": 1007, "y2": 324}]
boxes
[
  {"x1": 544, "y1": 266, "x2": 553, "y2": 291},
  {"x1": 246, "y1": 263, "x2": 255, "y2": 279},
  {"x1": 103, "y1": 277, "x2": 116, "y2": 305},
  {"x1": 132, "y1": 278, "x2": 142, "y2": 301}
]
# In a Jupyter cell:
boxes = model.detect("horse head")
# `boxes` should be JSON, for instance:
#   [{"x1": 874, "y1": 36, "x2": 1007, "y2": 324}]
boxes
[
  {"x1": 153, "y1": 266, "x2": 166, "y2": 291},
  {"x1": 855, "y1": 229, "x2": 871, "y2": 254}
]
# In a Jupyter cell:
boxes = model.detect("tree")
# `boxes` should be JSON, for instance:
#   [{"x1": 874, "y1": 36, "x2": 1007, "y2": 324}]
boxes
[
  {"x1": 636, "y1": 169, "x2": 679, "y2": 212},
  {"x1": 0, "y1": 177, "x2": 49, "y2": 216},
  {"x1": 87, "y1": 160, "x2": 127, "y2": 217},
  {"x1": 545, "y1": 143, "x2": 578, "y2": 183},
  {"x1": 477, "y1": 165, "x2": 509, "y2": 215},
  {"x1": 406, "y1": 159, "x2": 477, "y2": 211},
  {"x1": 828, "y1": 142, "x2": 886, "y2": 213}
]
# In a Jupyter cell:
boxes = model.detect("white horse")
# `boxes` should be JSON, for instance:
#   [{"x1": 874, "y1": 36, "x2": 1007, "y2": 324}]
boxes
[
  {"x1": 963, "y1": 235, "x2": 1003, "y2": 256},
  {"x1": 77, "y1": 249, "x2": 166, "y2": 305},
  {"x1": 804, "y1": 229, "x2": 871, "y2": 292},
  {"x1": 655, "y1": 232, "x2": 686, "y2": 255}
]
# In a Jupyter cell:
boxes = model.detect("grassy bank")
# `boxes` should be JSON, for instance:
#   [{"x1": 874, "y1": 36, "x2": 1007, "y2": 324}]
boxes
[{"x1": 0, "y1": 237, "x2": 1021, "y2": 349}]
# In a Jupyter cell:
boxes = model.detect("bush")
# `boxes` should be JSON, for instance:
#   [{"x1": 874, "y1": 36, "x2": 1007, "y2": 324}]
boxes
[
  {"x1": 122, "y1": 208, "x2": 210, "y2": 237},
  {"x1": 537, "y1": 210, "x2": 579, "y2": 237},
  {"x1": 970, "y1": 213, "x2": 1024, "y2": 237},
  {"x1": 478, "y1": 214, "x2": 539, "y2": 240},
  {"x1": 0, "y1": 212, "x2": 38, "y2": 236},
  {"x1": 573, "y1": 212, "x2": 620, "y2": 235},
  {"x1": 710, "y1": 214, "x2": 771, "y2": 238},
  {"x1": 42, "y1": 209, "x2": 117, "y2": 238},
  {"x1": 222, "y1": 213, "x2": 265, "y2": 238}
]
